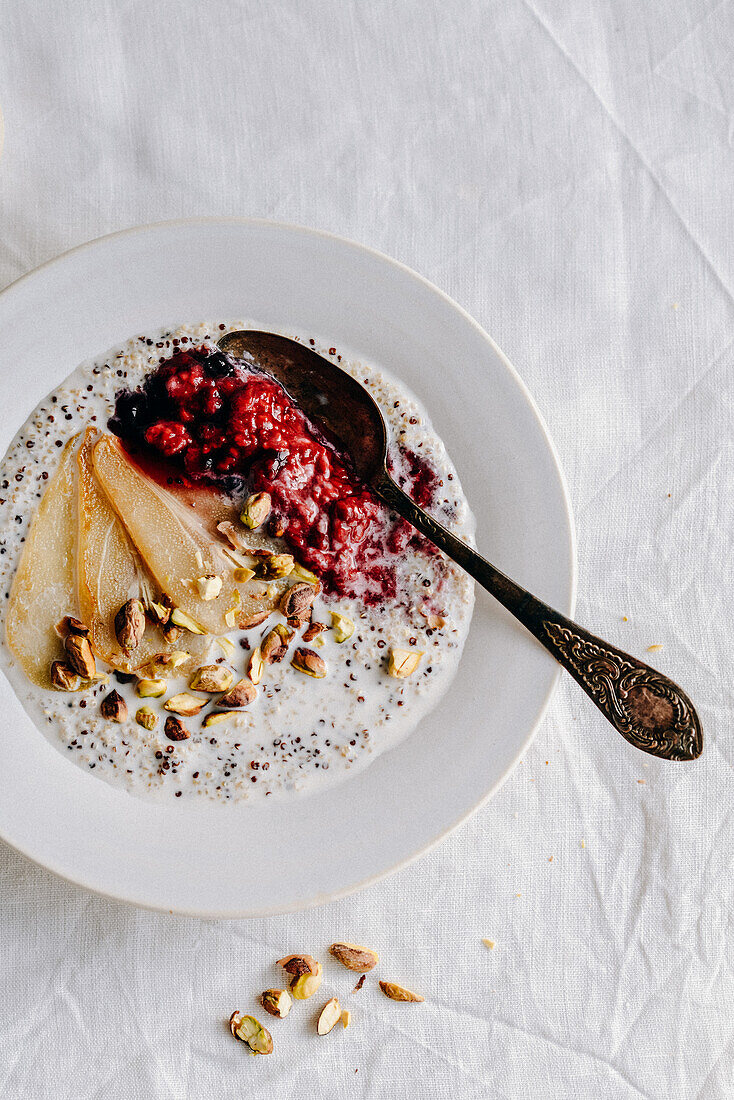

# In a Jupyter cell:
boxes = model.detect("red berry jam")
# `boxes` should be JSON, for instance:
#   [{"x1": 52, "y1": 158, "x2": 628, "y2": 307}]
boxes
[{"x1": 109, "y1": 345, "x2": 439, "y2": 603}]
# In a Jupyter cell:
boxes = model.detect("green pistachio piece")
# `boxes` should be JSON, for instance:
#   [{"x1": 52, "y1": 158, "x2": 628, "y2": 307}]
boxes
[
  {"x1": 256, "y1": 553, "x2": 294, "y2": 580},
  {"x1": 291, "y1": 563, "x2": 320, "y2": 586},
  {"x1": 240, "y1": 492, "x2": 272, "y2": 530},
  {"x1": 330, "y1": 611, "x2": 354, "y2": 643},
  {"x1": 135, "y1": 677, "x2": 167, "y2": 698},
  {"x1": 229, "y1": 1012, "x2": 273, "y2": 1055},
  {"x1": 169, "y1": 607, "x2": 207, "y2": 634},
  {"x1": 233, "y1": 566, "x2": 255, "y2": 583},
  {"x1": 135, "y1": 706, "x2": 158, "y2": 731}
]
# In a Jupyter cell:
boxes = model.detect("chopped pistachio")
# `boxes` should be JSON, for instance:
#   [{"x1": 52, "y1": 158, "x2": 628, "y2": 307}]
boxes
[
  {"x1": 257, "y1": 553, "x2": 294, "y2": 579},
  {"x1": 279, "y1": 582, "x2": 316, "y2": 621},
  {"x1": 291, "y1": 647, "x2": 327, "y2": 678},
  {"x1": 218, "y1": 679, "x2": 257, "y2": 708},
  {"x1": 161, "y1": 621, "x2": 183, "y2": 644},
  {"x1": 378, "y1": 980, "x2": 424, "y2": 1002},
  {"x1": 302, "y1": 622, "x2": 327, "y2": 642},
  {"x1": 261, "y1": 624, "x2": 292, "y2": 664},
  {"x1": 114, "y1": 598, "x2": 146, "y2": 652},
  {"x1": 64, "y1": 633, "x2": 96, "y2": 678},
  {"x1": 100, "y1": 690, "x2": 128, "y2": 723},
  {"x1": 387, "y1": 648, "x2": 423, "y2": 678},
  {"x1": 229, "y1": 1012, "x2": 273, "y2": 1055},
  {"x1": 164, "y1": 715, "x2": 190, "y2": 741},
  {"x1": 169, "y1": 608, "x2": 207, "y2": 634},
  {"x1": 164, "y1": 693, "x2": 206, "y2": 717},
  {"x1": 240, "y1": 491, "x2": 272, "y2": 530},
  {"x1": 260, "y1": 989, "x2": 292, "y2": 1019},
  {"x1": 135, "y1": 706, "x2": 158, "y2": 731},
  {"x1": 147, "y1": 600, "x2": 171, "y2": 626},
  {"x1": 330, "y1": 611, "x2": 354, "y2": 643},
  {"x1": 317, "y1": 998, "x2": 341, "y2": 1035},
  {"x1": 291, "y1": 966, "x2": 323, "y2": 1000},
  {"x1": 190, "y1": 665, "x2": 234, "y2": 693},
  {"x1": 329, "y1": 942, "x2": 379, "y2": 971},
  {"x1": 291, "y1": 563, "x2": 320, "y2": 586},
  {"x1": 168, "y1": 650, "x2": 190, "y2": 669},
  {"x1": 224, "y1": 590, "x2": 242, "y2": 629},
  {"x1": 55, "y1": 616, "x2": 89, "y2": 637},
  {"x1": 233, "y1": 566, "x2": 255, "y2": 583},
  {"x1": 277, "y1": 955, "x2": 323, "y2": 1000},
  {"x1": 135, "y1": 677, "x2": 167, "y2": 698},
  {"x1": 202, "y1": 710, "x2": 239, "y2": 727},
  {"x1": 419, "y1": 606, "x2": 446, "y2": 629},
  {"x1": 50, "y1": 660, "x2": 81, "y2": 692},
  {"x1": 139, "y1": 650, "x2": 189, "y2": 678},
  {"x1": 277, "y1": 953, "x2": 318, "y2": 974},
  {"x1": 195, "y1": 575, "x2": 223, "y2": 601},
  {"x1": 248, "y1": 646, "x2": 264, "y2": 685}
]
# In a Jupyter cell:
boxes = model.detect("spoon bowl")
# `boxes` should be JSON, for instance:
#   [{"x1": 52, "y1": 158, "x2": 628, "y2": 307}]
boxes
[{"x1": 217, "y1": 330, "x2": 387, "y2": 481}]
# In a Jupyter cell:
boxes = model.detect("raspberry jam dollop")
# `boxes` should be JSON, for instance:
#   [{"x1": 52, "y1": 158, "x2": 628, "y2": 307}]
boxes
[{"x1": 109, "y1": 345, "x2": 439, "y2": 603}]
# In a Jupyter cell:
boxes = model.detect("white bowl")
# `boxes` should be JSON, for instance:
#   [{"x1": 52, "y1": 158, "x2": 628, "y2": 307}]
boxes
[{"x1": 0, "y1": 219, "x2": 575, "y2": 916}]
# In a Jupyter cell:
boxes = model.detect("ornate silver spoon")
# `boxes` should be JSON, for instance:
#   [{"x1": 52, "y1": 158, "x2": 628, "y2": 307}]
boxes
[{"x1": 218, "y1": 329, "x2": 702, "y2": 761}]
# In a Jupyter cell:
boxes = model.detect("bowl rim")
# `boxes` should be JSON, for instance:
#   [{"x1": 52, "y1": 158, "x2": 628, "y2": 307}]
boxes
[{"x1": 0, "y1": 217, "x2": 577, "y2": 916}]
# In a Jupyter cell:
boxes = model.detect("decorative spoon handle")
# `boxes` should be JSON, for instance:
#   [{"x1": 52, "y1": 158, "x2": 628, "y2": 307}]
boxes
[{"x1": 374, "y1": 472, "x2": 702, "y2": 761}]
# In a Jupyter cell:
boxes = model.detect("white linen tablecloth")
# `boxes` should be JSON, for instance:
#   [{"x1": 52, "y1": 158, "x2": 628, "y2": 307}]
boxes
[{"x1": 0, "y1": 1, "x2": 730, "y2": 1096}]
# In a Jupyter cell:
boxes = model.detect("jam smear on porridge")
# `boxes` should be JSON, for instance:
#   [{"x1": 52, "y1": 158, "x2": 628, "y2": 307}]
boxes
[{"x1": 109, "y1": 346, "x2": 439, "y2": 603}]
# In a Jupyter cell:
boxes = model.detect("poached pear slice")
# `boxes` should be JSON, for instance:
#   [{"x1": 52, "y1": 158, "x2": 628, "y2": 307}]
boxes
[
  {"x1": 77, "y1": 428, "x2": 212, "y2": 672},
  {"x1": 91, "y1": 434, "x2": 272, "y2": 634},
  {"x1": 6, "y1": 435, "x2": 80, "y2": 687}
]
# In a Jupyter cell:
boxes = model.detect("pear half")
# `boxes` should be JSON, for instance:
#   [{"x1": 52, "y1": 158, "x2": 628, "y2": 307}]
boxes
[
  {"x1": 78, "y1": 427, "x2": 148, "y2": 669},
  {"x1": 91, "y1": 434, "x2": 272, "y2": 634},
  {"x1": 77, "y1": 428, "x2": 212, "y2": 672},
  {"x1": 6, "y1": 435, "x2": 80, "y2": 687}
]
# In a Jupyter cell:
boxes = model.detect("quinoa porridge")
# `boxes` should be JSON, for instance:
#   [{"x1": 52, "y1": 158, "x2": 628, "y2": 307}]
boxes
[{"x1": 0, "y1": 323, "x2": 474, "y2": 803}]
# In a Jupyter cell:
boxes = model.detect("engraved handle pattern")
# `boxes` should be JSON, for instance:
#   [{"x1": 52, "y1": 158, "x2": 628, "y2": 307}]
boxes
[
  {"x1": 541, "y1": 622, "x2": 702, "y2": 761},
  {"x1": 374, "y1": 472, "x2": 703, "y2": 761}
]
